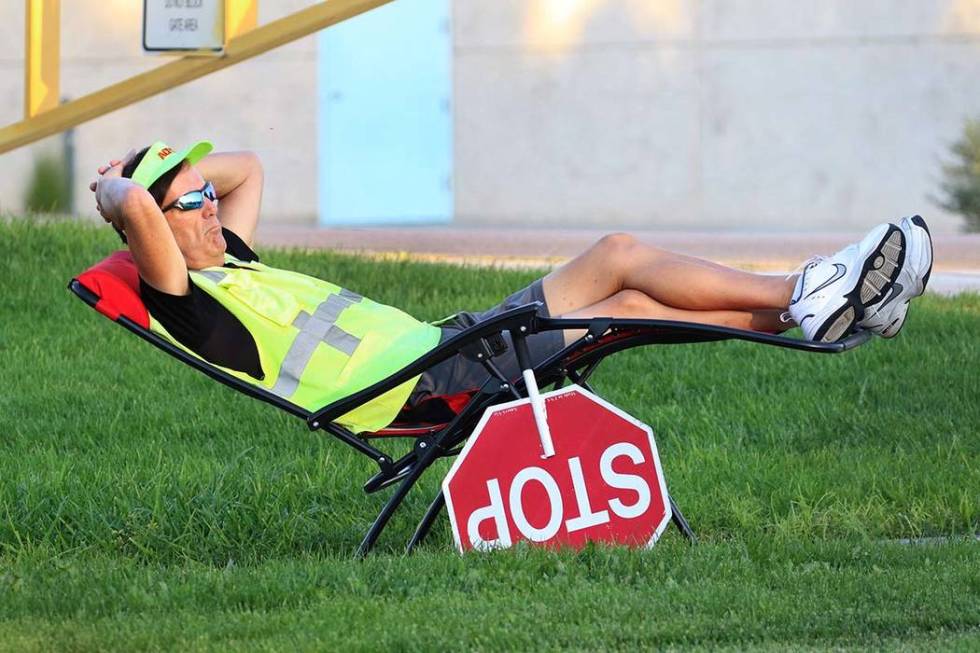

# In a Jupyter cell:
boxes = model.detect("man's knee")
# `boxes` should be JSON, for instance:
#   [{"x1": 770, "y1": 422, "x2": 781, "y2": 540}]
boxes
[
  {"x1": 612, "y1": 289, "x2": 659, "y2": 316},
  {"x1": 595, "y1": 233, "x2": 664, "y2": 265},
  {"x1": 596, "y1": 233, "x2": 637, "y2": 257}
]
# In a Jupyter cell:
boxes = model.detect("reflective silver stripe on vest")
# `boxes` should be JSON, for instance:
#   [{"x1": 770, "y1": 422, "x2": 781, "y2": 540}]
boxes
[
  {"x1": 270, "y1": 291, "x2": 363, "y2": 397},
  {"x1": 196, "y1": 269, "x2": 228, "y2": 284}
]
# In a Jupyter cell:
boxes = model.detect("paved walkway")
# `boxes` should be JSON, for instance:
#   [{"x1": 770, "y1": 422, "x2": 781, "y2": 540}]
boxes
[{"x1": 256, "y1": 225, "x2": 980, "y2": 296}]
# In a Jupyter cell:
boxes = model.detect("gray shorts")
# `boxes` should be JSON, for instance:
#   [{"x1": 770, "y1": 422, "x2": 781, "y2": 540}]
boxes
[{"x1": 408, "y1": 279, "x2": 565, "y2": 406}]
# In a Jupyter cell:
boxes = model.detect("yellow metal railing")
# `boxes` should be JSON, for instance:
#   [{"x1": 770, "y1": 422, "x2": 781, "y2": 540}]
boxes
[
  {"x1": 4, "y1": 0, "x2": 392, "y2": 155},
  {"x1": 24, "y1": 0, "x2": 60, "y2": 119},
  {"x1": 225, "y1": 0, "x2": 259, "y2": 42}
]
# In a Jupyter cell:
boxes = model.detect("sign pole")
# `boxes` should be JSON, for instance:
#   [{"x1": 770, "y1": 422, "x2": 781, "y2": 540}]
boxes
[
  {"x1": 522, "y1": 369, "x2": 555, "y2": 458},
  {"x1": 511, "y1": 328, "x2": 555, "y2": 458}
]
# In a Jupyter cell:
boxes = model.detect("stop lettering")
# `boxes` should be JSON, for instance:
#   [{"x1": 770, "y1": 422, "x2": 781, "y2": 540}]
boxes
[{"x1": 442, "y1": 385, "x2": 672, "y2": 552}]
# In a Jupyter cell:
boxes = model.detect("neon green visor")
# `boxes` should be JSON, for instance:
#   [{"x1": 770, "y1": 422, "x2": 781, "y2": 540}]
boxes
[{"x1": 130, "y1": 140, "x2": 213, "y2": 189}]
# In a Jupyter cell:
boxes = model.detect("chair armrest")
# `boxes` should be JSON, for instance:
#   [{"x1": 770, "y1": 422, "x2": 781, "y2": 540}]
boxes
[
  {"x1": 311, "y1": 310, "x2": 874, "y2": 428},
  {"x1": 536, "y1": 316, "x2": 872, "y2": 353},
  {"x1": 519, "y1": 317, "x2": 873, "y2": 392}
]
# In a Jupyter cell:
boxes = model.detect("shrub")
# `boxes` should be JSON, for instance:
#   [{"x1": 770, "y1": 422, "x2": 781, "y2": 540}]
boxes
[
  {"x1": 23, "y1": 152, "x2": 71, "y2": 214},
  {"x1": 937, "y1": 117, "x2": 980, "y2": 233}
]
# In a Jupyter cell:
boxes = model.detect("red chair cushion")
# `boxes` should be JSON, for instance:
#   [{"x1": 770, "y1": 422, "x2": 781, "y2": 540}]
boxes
[{"x1": 76, "y1": 251, "x2": 150, "y2": 329}]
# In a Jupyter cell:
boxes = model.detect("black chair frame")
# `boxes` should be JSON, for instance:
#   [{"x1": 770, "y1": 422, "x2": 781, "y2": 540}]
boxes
[{"x1": 70, "y1": 280, "x2": 871, "y2": 556}]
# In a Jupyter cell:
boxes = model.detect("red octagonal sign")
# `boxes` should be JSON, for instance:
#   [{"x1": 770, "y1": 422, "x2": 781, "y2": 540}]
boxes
[{"x1": 443, "y1": 385, "x2": 672, "y2": 552}]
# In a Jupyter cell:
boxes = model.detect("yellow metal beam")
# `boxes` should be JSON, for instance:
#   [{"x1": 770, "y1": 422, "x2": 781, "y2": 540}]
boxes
[
  {"x1": 225, "y1": 0, "x2": 258, "y2": 42},
  {"x1": 1, "y1": 0, "x2": 392, "y2": 154},
  {"x1": 24, "y1": 0, "x2": 60, "y2": 118}
]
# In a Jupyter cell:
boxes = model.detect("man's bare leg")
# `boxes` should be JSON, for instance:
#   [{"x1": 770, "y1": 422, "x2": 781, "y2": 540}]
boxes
[
  {"x1": 558, "y1": 290, "x2": 789, "y2": 345},
  {"x1": 542, "y1": 233, "x2": 796, "y2": 317}
]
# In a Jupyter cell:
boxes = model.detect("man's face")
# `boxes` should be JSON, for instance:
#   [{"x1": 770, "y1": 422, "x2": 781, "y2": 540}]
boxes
[{"x1": 161, "y1": 164, "x2": 226, "y2": 268}]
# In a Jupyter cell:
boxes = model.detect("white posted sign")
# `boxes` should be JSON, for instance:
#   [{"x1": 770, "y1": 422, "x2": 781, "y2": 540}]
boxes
[{"x1": 143, "y1": 0, "x2": 224, "y2": 52}]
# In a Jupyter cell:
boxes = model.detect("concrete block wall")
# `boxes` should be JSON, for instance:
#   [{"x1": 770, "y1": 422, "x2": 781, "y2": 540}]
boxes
[
  {"x1": 453, "y1": 0, "x2": 980, "y2": 232},
  {"x1": 2, "y1": 1, "x2": 979, "y2": 233}
]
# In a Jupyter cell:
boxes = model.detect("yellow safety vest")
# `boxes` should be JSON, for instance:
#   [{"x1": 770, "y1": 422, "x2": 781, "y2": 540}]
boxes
[{"x1": 147, "y1": 255, "x2": 442, "y2": 433}]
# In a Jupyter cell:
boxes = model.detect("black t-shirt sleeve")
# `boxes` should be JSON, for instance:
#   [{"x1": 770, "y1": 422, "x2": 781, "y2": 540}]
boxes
[{"x1": 139, "y1": 228, "x2": 263, "y2": 379}]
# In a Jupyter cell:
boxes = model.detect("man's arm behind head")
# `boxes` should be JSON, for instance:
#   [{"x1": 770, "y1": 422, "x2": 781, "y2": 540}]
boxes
[{"x1": 93, "y1": 162, "x2": 190, "y2": 296}]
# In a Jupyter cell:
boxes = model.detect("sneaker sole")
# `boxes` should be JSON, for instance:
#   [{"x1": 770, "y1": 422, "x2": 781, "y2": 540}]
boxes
[
  {"x1": 910, "y1": 215, "x2": 934, "y2": 291},
  {"x1": 813, "y1": 225, "x2": 906, "y2": 342},
  {"x1": 881, "y1": 215, "x2": 933, "y2": 338},
  {"x1": 880, "y1": 302, "x2": 909, "y2": 338}
]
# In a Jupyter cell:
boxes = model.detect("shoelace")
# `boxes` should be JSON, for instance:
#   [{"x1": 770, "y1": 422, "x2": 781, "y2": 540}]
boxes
[{"x1": 785, "y1": 255, "x2": 823, "y2": 281}]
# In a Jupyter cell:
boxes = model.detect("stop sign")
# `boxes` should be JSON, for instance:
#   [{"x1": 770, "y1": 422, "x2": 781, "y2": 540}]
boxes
[{"x1": 442, "y1": 385, "x2": 672, "y2": 552}]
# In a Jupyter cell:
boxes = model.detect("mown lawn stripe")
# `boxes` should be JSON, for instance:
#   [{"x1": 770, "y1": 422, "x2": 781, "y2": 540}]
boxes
[{"x1": 1, "y1": 219, "x2": 977, "y2": 650}]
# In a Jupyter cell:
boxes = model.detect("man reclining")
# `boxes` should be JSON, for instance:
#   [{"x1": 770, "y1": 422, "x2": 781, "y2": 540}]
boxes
[{"x1": 91, "y1": 141, "x2": 933, "y2": 432}]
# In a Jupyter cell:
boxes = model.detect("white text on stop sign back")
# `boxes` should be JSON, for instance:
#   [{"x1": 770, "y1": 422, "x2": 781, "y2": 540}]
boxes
[{"x1": 467, "y1": 441, "x2": 651, "y2": 550}]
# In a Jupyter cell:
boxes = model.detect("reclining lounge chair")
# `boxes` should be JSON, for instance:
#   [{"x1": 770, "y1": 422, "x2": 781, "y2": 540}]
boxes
[{"x1": 70, "y1": 251, "x2": 872, "y2": 556}]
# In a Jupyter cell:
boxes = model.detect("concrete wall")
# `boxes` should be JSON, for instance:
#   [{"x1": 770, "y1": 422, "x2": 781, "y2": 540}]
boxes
[
  {"x1": 0, "y1": 0, "x2": 319, "y2": 224},
  {"x1": 453, "y1": 0, "x2": 980, "y2": 233},
  {"x1": 2, "y1": 1, "x2": 980, "y2": 234}
]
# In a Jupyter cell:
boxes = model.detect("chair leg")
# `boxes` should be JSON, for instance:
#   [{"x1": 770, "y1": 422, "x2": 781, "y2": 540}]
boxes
[
  {"x1": 406, "y1": 490, "x2": 446, "y2": 554},
  {"x1": 356, "y1": 445, "x2": 440, "y2": 557},
  {"x1": 669, "y1": 495, "x2": 696, "y2": 543},
  {"x1": 359, "y1": 389, "x2": 499, "y2": 557}
]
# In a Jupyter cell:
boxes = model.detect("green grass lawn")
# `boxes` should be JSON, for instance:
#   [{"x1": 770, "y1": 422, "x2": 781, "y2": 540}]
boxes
[{"x1": 0, "y1": 219, "x2": 977, "y2": 651}]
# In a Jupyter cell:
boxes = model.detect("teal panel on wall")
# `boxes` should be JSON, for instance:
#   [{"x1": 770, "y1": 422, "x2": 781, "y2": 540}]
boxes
[{"x1": 317, "y1": 0, "x2": 452, "y2": 225}]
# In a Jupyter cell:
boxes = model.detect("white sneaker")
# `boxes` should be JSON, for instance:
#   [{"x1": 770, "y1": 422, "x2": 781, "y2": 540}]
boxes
[
  {"x1": 859, "y1": 215, "x2": 933, "y2": 338},
  {"x1": 787, "y1": 223, "x2": 906, "y2": 342}
]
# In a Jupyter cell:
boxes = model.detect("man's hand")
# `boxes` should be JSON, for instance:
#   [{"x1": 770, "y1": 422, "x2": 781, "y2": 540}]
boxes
[
  {"x1": 89, "y1": 150, "x2": 136, "y2": 233},
  {"x1": 88, "y1": 149, "x2": 190, "y2": 294}
]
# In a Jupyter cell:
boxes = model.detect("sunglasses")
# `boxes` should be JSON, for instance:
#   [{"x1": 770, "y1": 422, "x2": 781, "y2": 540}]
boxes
[{"x1": 162, "y1": 181, "x2": 217, "y2": 212}]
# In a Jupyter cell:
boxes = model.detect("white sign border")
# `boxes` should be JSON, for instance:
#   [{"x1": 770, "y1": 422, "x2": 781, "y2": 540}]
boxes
[{"x1": 442, "y1": 384, "x2": 674, "y2": 554}]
